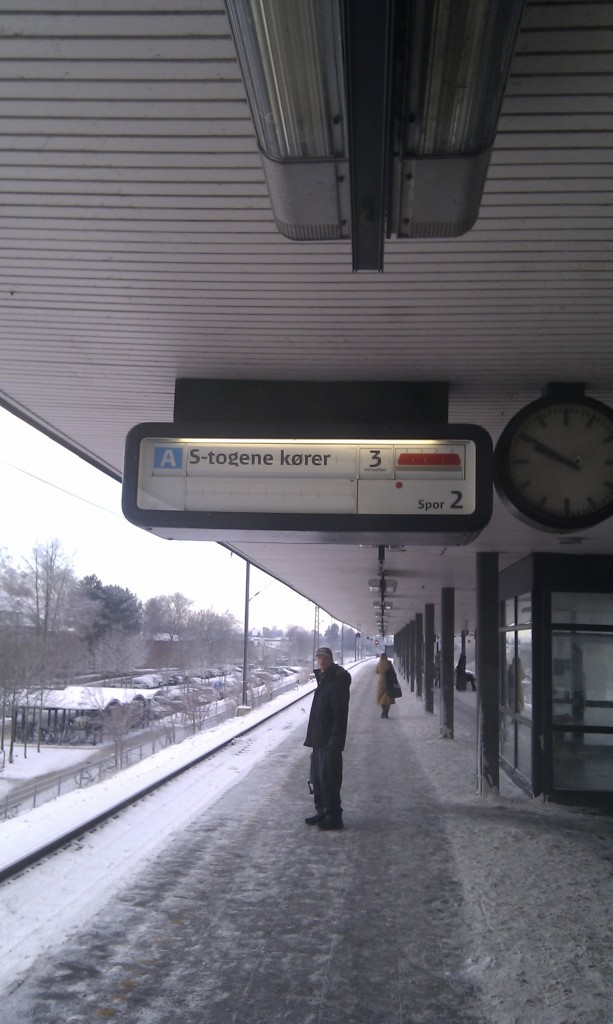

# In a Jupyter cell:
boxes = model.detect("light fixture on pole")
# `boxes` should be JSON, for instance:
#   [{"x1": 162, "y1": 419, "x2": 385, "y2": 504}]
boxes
[
  {"x1": 242, "y1": 560, "x2": 250, "y2": 706},
  {"x1": 225, "y1": 0, "x2": 525, "y2": 270},
  {"x1": 368, "y1": 575, "x2": 398, "y2": 595}
]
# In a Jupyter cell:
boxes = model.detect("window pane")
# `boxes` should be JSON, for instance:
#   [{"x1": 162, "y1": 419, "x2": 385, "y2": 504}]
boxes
[
  {"x1": 517, "y1": 629, "x2": 532, "y2": 719},
  {"x1": 504, "y1": 634, "x2": 530, "y2": 716},
  {"x1": 502, "y1": 634, "x2": 515, "y2": 710},
  {"x1": 551, "y1": 592, "x2": 613, "y2": 626},
  {"x1": 517, "y1": 593, "x2": 532, "y2": 626},
  {"x1": 552, "y1": 632, "x2": 613, "y2": 727},
  {"x1": 501, "y1": 712, "x2": 515, "y2": 767},
  {"x1": 517, "y1": 720, "x2": 532, "y2": 779},
  {"x1": 553, "y1": 732, "x2": 613, "y2": 791}
]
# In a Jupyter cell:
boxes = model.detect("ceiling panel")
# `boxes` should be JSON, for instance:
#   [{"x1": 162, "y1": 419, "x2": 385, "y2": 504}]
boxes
[{"x1": 1, "y1": 0, "x2": 613, "y2": 638}]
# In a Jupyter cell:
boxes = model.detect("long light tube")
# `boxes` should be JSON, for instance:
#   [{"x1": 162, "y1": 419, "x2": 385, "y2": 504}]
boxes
[
  {"x1": 226, "y1": 0, "x2": 345, "y2": 159},
  {"x1": 389, "y1": 0, "x2": 525, "y2": 238},
  {"x1": 226, "y1": 0, "x2": 349, "y2": 240},
  {"x1": 226, "y1": 0, "x2": 525, "y2": 253}
]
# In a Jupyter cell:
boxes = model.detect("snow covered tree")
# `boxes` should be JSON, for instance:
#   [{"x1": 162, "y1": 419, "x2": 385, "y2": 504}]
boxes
[
  {"x1": 21, "y1": 540, "x2": 76, "y2": 638},
  {"x1": 76, "y1": 575, "x2": 143, "y2": 655},
  {"x1": 184, "y1": 607, "x2": 241, "y2": 677},
  {"x1": 286, "y1": 625, "x2": 312, "y2": 663},
  {"x1": 143, "y1": 592, "x2": 192, "y2": 642}
]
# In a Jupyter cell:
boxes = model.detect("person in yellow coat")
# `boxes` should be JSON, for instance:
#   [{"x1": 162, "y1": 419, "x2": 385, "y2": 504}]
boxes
[{"x1": 375, "y1": 652, "x2": 397, "y2": 719}]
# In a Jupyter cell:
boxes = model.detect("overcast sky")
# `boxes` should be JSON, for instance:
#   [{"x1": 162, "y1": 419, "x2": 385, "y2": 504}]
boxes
[{"x1": 0, "y1": 406, "x2": 322, "y2": 631}]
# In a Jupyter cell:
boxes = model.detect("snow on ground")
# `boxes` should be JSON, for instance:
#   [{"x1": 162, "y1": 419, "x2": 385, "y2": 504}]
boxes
[
  {"x1": 0, "y1": 680, "x2": 320, "y2": 999},
  {"x1": 407, "y1": 698, "x2": 613, "y2": 1024},
  {"x1": 0, "y1": 743, "x2": 94, "y2": 785},
  {"x1": 0, "y1": 700, "x2": 232, "y2": 795},
  {"x1": 0, "y1": 681, "x2": 316, "y2": 874},
  {"x1": 1, "y1": 671, "x2": 612, "y2": 1023}
]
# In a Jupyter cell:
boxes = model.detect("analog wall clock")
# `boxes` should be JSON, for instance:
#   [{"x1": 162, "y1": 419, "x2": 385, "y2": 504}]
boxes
[{"x1": 494, "y1": 394, "x2": 613, "y2": 532}]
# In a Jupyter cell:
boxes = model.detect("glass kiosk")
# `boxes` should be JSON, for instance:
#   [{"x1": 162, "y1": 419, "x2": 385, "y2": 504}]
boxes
[{"x1": 499, "y1": 554, "x2": 613, "y2": 803}]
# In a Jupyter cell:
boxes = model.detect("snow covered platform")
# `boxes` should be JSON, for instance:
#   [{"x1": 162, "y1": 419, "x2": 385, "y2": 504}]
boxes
[{"x1": 2, "y1": 661, "x2": 612, "y2": 1024}]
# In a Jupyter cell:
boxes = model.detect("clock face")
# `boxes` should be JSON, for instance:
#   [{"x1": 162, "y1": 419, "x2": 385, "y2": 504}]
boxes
[{"x1": 494, "y1": 396, "x2": 613, "y2": 531}]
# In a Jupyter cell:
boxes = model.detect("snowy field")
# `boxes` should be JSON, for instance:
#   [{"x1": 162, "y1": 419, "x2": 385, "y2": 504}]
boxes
[
  {"x1": 0, "y1": 680, "x2": 317, "y2": 875},
  {"x1": 1, "y1": 671, "x2": 612, "y2": 1023},
  {"x1": 1, "y1": 741, "x2": 100, "y2": 786}
]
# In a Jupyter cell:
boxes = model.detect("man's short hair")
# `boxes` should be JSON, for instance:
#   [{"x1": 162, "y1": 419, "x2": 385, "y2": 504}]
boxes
[{"x1": 315, "y1": 647, "x2": 333, "y2": 658}]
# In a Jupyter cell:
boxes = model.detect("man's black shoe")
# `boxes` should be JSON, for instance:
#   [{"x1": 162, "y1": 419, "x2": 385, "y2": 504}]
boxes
[
  {"x1": 317, "y1": 816, "x2": 344, "y2": 831},
  {"x1": 305, "y1": 813, "x2": 326, "y2": 826}
]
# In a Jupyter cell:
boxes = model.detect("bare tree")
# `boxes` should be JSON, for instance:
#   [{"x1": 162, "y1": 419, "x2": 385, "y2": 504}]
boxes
[
  {"x1": 178, "y1": 679, "x2": 211, "y2": 735},
  {"x1": 144, "y1": 593, "x2": 193, "y2": 641},
  {"x1": 101, "y1": 698, "x2": 144, "y2": 769},
  {"x1": 0, "y1": 628, "x2": 26, "y2": 761},
  {"x1": 22, "y1": 540, "x2": 76, "y2": 638},
  {"x1": 184, "y1": 608, "x2": 241, "y2": 678},
  {"x1": 286, "y1": 625, "x2": 313, "y2": 664},
  {"x1": 95, "y1": 627, "x2": 147, "y2": 683},
  {"x1": 0, "y1": 548, "x2": 78, "y2": 757},
  {"x1": 0, "y1": 628, "x2": 48, "y2": 762}
]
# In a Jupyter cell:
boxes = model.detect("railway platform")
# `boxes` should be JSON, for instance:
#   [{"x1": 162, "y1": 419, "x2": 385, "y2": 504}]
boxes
[{"x1": 1, "y1": 660, "x2": 611, "y2": 1024}]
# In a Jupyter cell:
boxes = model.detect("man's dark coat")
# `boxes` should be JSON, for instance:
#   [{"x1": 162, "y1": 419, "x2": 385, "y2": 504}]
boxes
[{"x1": 304, "y1": 662, "x2": 351, "y2": 751}]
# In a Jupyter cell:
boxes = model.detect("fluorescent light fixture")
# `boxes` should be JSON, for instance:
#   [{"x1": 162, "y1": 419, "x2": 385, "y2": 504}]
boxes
[
  {"x1": 225, "y1": 0, "x2": 349, "y2": 241},
  {"x1": 368, "y1": 576, "x2": 397, "y2": 595},
  {"x1": 226, "y1": 0, "x2": 525, "y2": 267},
  {"x1": 388, "y1": 0, "x2": 525, "y2": 239}
]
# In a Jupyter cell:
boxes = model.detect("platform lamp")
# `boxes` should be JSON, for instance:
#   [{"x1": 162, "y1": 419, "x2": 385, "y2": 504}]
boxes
[
  {"x1": 242, "y1": 560, "x2": 250, "y2": 706},
  {"x1": 225, "y1": 0, "x2": 525, "y2": 270},
  {"x1": 368, "y1": 576, "x2": 397, "y2": 595}
]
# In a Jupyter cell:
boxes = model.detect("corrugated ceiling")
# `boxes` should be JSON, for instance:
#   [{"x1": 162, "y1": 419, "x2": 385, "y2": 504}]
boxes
[{"x1": 1, "y1": 0, "x2": 613, "y2": 637}]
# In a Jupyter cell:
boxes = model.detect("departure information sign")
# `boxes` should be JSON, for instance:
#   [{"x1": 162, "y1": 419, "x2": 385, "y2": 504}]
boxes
[{"x1": 122, "y1": 423, "x2": 493, "y2": 544}]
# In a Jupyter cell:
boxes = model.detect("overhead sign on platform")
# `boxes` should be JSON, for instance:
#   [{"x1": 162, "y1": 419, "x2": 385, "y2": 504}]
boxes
[{"x1": 122, "y1": 423, "x2": 493, "y2": 544}]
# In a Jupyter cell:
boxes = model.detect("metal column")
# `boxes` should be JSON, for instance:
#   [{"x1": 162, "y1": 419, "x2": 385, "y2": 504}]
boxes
[
  {"x1": 440, "y1": 587, "x2": 455, "y2": 738},
  {"x1": 424, "y1": 603, "x2": 435, "y2": 714},
  {"x1": 409, "y1": 620, "x2": 416, "y2": 692},
  {"x1": 415, "y1": 613, "x2": 423, "y2": 699},
  {"x1": 476, "y1": 552, "x2": 500, "y2": 794}
]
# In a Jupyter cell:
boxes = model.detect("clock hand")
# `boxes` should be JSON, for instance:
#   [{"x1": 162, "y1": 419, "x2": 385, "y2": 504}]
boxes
[{"x1": 519, "y1": 433, "x2": 581, "y2": 471}]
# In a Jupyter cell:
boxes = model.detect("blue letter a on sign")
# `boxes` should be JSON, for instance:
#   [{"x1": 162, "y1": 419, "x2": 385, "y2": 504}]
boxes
[{"x1": 153, "y1": 446, "x2": 184, "y2": 470}]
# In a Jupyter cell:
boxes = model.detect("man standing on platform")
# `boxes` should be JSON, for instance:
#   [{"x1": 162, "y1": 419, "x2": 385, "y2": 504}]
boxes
[{"x1": 304, "y1": 646, "x2": 351, "y2": 831}]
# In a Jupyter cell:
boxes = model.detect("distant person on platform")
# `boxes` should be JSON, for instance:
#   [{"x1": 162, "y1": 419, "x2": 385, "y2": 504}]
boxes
[
  {"x1": 375, "y1": 651, "x2": 398, "y2": 718},
  {"x1": 455, "y1": 652, "x2": 476, "y2": 692},
  {"x1": 304, "y1": 647, "x2": 351, "y2": 831}
]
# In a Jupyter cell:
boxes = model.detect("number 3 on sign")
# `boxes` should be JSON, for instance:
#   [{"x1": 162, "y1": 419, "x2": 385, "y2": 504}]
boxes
[{"x1": 359, "y1": 447, "x2": 393, "y2": 477}]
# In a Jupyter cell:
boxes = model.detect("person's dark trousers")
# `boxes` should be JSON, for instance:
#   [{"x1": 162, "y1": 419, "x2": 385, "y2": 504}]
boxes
[{"x1": 311, "y1": 745, "x2": 343, "y2": 820}]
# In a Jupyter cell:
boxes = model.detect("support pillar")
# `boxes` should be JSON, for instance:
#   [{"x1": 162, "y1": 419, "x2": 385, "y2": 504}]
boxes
[
  {"x1": 476, "y1": 552, "x2": 500, "y2": 795},
  {"x1": 409, "y1": 620, "x2": 416, "y2": 692},
  {"x1": 424, "y1": 603, "x2": 435, "y2": 714},
  {"x1": 441, "y1": 588, "x2": 455, "y2": 739},
  {"x1": 415, "y1": 613, "x2": 423, "y2": 699}
]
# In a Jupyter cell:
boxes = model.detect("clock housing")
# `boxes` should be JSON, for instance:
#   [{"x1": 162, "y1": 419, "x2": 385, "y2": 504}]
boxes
[{"x1": 494, "y1": 394, "x2": 613, "y2": 532}]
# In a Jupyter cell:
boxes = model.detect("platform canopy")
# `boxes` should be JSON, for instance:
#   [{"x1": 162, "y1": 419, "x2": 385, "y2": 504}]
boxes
[{"x1": 1, "y1": 1, "x2": 613, "y2": 637}]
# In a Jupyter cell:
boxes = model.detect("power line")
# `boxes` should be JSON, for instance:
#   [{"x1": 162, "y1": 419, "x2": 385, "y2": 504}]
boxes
[{"x1": 0, "y1": 460, "x2": 124, "y2": 520}]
